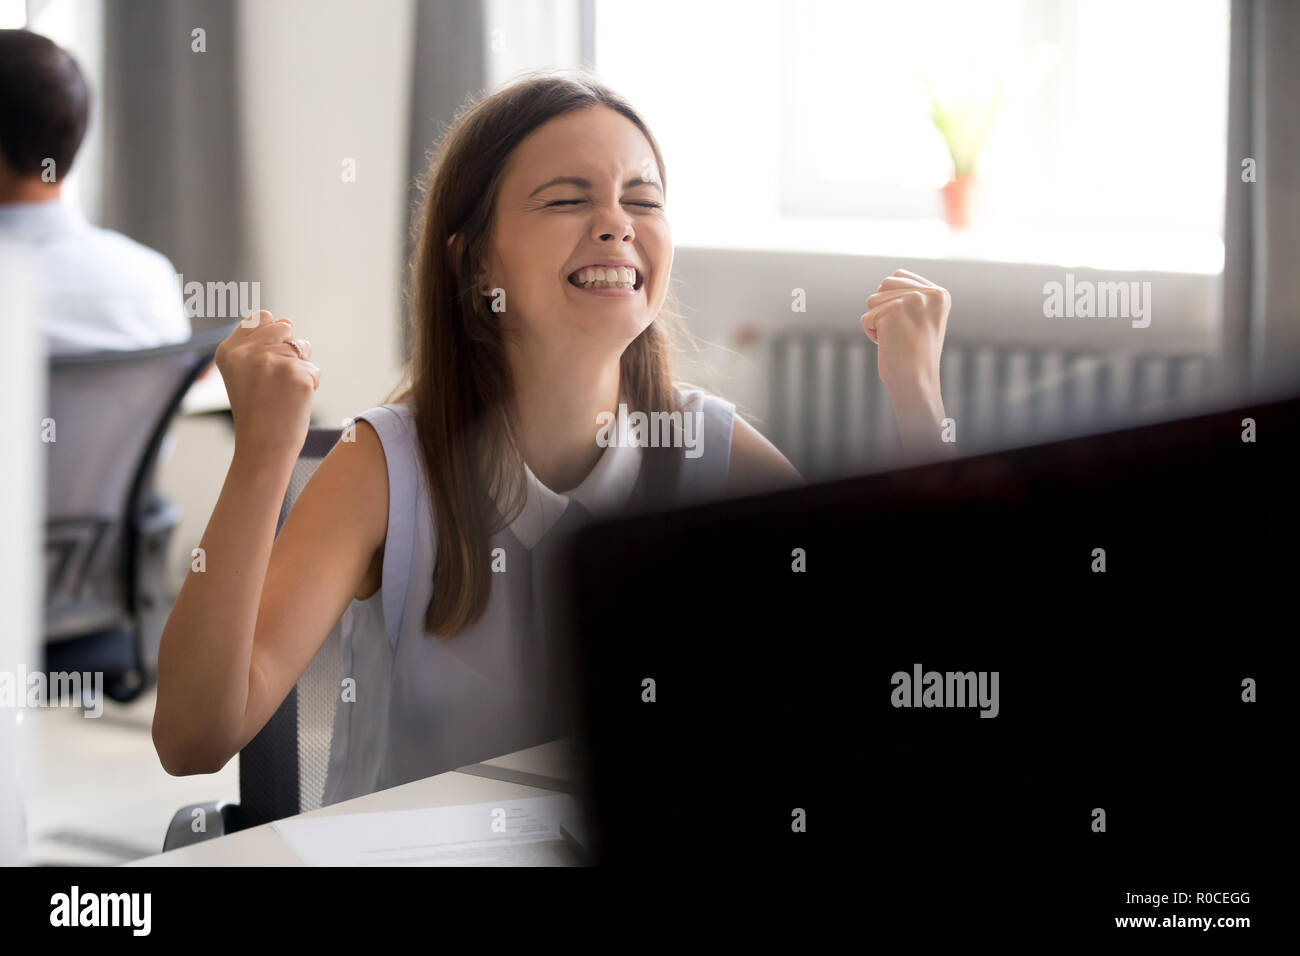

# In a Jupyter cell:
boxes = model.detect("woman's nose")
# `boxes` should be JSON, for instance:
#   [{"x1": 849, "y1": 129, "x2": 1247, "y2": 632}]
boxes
[{"x1": 592, "y1": 205, "x2": 634, "y2": 243}]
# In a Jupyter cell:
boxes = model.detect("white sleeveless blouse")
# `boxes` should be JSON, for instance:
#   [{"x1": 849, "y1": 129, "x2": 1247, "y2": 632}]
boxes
[{"x1": 321, "y1": 385, "x2": 736, "y2": 804}]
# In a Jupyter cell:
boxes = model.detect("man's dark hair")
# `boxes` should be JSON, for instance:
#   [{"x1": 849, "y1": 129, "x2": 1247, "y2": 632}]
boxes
[{"x1": 0, "y1": 29, "x2": 90, "y2": 178}]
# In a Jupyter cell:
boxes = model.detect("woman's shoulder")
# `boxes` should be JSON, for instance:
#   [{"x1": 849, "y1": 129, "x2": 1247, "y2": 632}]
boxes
[
  {"x1": 357, "y1": 399, "x2": 416, "y2": 424},
  {"x1": 672, "y1": 382, "x2": 736, "y2": 421},
  {"x1": 349, "y1": 401, "x2": 417, "y2": 454},
  {"x1": 666, "y1": 382, "x2": 802, "y2": 494},
  {"x1": 340, "y1": 401, "x2": 423, "y2": 535},
  {"x1": 665, "y1": 383, "x2": 738, "y2": 501}
]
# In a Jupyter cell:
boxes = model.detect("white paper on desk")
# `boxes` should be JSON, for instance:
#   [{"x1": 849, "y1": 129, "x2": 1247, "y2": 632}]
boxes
[{"x1": 271, "y1": 794, "x2": 580, "y2": 866}]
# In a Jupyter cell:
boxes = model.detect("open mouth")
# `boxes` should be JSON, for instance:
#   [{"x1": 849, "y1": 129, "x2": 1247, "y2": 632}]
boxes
[{"x1": 567, "y1": 265, "x2": 643, "y2": 292}]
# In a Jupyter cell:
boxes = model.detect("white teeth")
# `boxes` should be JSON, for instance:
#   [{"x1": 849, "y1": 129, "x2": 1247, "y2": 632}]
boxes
[{"x1": 572, "y1": 265, "x2": 638, "y2": 288}]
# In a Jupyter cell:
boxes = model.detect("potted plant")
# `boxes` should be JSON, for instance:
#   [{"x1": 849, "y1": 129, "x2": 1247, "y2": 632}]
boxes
[{"x1": 923, "y1": 75, "x2": 1002, "y2": 229}]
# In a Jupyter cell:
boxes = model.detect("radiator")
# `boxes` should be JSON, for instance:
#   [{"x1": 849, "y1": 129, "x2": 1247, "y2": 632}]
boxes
[{"x1": 766, "y1": 330, "x2": 1215, "y2": 479}]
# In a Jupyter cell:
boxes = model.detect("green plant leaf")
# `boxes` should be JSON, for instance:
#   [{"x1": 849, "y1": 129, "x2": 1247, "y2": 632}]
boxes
[{"x1": 921, "y1": 73, "x2": 1003, "y2": 179}]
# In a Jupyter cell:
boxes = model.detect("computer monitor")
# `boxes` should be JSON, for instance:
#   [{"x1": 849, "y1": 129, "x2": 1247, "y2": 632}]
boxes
[{"x1": 558, "y1": 394, "x2": 1290, "y2": 919}]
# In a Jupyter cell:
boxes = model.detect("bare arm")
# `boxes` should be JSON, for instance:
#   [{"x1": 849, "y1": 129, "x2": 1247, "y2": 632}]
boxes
[
  {"x1": 237, "y1": 421, "x2": 387, "y2": 756},
  {"x1": 863, "y1": 269, "x2": 957, "y2": 464},
  {"x1": 727, "y1": 413, "x2": 804, "y2": 497},
  {"x1": 152, "y1": 313, "x2": 387, "y2": 775}
]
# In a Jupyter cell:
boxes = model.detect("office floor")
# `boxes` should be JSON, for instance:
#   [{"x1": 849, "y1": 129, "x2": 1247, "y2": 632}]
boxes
[{"x1": 15, "y1": 685, "x2": 238, "y2": 865}]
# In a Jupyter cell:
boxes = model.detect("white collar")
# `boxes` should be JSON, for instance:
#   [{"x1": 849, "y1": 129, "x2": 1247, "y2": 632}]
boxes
[
  {"x1": 501, "y1": 389, "x2": 647, "y2": 550},
  {"x1": 0, "y1": 198, "x2": 86, "y2": 239},
  {"x1": 507, "y1": 437, "x2": 643, "y2": 550}
]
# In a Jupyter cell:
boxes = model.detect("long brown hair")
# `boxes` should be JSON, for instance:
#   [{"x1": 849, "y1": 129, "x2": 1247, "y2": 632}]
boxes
[{"x1": 385, "y1": 70, "x2": 689, "y2": 638}]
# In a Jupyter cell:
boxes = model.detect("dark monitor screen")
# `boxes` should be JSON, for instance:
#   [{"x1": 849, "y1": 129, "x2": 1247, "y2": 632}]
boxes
[{"x1": 557, "y1": 394, "x2": 1291, "y2": 920}]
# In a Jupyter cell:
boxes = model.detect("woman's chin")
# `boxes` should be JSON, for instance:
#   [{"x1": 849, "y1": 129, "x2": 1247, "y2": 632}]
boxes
[{"x1": 572, "y1": 309, "x2": 652, "y2": 343}]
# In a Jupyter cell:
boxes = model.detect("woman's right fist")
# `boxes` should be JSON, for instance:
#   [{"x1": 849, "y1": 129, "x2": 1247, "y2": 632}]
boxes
[{"x1": 214, "y1": 310, "x2": 321, "y2": 465}]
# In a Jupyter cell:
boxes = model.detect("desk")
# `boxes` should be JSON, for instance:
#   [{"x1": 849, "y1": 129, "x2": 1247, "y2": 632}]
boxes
[{"x1": 127, "y1": 738, "x2": 583, "y2": 866}]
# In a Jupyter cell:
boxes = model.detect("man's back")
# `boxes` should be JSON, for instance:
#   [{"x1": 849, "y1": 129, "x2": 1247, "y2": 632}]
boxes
[{"x1": 0, "y1": 198, "x2": 190, "y2": 354}]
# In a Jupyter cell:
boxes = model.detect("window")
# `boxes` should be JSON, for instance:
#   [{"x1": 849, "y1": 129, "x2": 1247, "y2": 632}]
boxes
[
  {"x1": 595, "y1": 0, "x2": 1229, "y2": 272},
  {"x1": 0, "y1": 0, "x2": 24, "y2": 28}
]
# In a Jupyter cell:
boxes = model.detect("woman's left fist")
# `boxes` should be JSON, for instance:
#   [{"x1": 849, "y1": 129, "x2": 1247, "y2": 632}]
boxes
[{"x1": 861, "y1": 268, "x2": 950, "y2": 399}]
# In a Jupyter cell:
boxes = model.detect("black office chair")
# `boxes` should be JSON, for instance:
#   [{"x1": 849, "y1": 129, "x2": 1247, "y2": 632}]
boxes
[
  {"x1": 164, "y1": 425, "x2": 346, "y2": 850},
  {"x1": 44, "y1": 323, "x2": 237, "y2": 703}
]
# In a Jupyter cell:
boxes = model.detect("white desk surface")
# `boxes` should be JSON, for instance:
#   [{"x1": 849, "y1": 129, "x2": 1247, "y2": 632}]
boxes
[{"x1": 127, "y1": 738, "x2": 582, "y2": 866}]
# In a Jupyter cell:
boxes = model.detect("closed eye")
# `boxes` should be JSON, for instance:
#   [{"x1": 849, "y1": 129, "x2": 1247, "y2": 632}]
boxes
[{"x1": 546, "y1": 200, "x2": 663, "y2": 208}]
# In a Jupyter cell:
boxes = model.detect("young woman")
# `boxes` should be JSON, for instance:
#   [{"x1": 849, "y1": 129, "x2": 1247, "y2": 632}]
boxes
[{"x1": 152, "y1": 72, "x2": 951, "y2": 799}]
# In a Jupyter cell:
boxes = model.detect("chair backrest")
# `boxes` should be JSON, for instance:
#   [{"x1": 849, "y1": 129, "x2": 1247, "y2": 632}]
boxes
[
  {"x1": 45, "y1": 324, "x2": 235, "y2": 640},
  {"x1": 237, "y1": 426, "x2": 344, "y2": 828}
]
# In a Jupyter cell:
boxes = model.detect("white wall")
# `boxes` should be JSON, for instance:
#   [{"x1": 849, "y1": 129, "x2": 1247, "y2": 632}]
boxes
[{"x1": 235, "y1": 0, "x2": 415, "y2": 426}]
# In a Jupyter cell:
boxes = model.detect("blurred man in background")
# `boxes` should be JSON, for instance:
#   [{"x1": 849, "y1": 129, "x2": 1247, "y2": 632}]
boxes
[{"x1": 0, "y1": 28, "x2": 189, "y2": 354}]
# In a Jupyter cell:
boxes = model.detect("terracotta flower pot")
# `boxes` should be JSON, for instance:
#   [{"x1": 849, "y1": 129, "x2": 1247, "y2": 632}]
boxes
[{"x1": 942, "y1": 175, "x2": 976, "y2": 229}]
